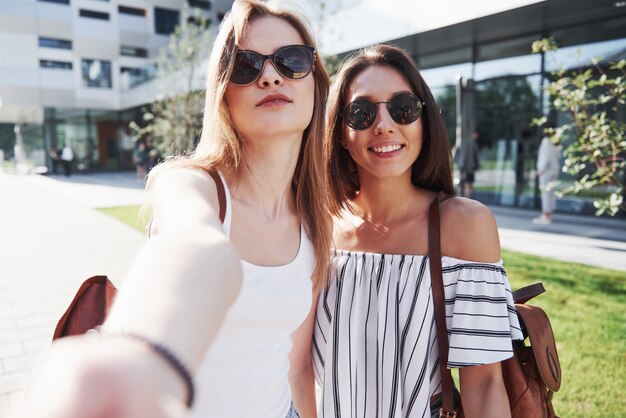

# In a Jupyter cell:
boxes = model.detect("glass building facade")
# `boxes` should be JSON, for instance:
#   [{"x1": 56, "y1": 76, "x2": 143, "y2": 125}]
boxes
[
  {"x1": 3, "y1": 0, "x2": 624, "y2": 216},
  {"x1": 371, "y1": 0, "x2": 626, "y2": 216}
]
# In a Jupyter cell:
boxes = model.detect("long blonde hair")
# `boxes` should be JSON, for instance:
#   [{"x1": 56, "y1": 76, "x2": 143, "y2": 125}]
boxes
[{"x1": 147, "y1": 0, "x2": 332, "y2": 287}]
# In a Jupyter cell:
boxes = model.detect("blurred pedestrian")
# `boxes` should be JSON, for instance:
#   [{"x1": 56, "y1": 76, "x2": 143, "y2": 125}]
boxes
[
  {"x1": 60, "y1": 143, "x2": 74, "y2": 176},
  {"x1": 146, "y1": 138, "x2": 162, "y2": 172},
  {"x1": 533, "y1": 127, "x2": 561, "y2": 225},
  {"x1": 455, "y1": 131, "x2": 480, "y2": 198},
  {"x1": 133, "y1": 141, "x2": 148, "y2": 181},
  {"x1": 49, "y1": 147, "x2": 60, "y2": 175}
]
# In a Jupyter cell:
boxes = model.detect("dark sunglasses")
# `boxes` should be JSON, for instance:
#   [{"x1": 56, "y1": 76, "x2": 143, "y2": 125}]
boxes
[
  {"x1": 230, "y1": 44, "x2": 315, "y2": 85},
  {"x1": 342, "y1": 93, "x2": 426, "y2": 130}
]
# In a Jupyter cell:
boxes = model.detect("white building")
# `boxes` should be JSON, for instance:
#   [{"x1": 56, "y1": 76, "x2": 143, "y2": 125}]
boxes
[{"x1": 0, "y1": 0, "x2": 233, "y2": 171}]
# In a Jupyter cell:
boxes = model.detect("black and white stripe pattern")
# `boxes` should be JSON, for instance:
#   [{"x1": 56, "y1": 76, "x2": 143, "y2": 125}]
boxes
[{"x1": 313, "y1": 251, "x2": 523, "y2": 418}]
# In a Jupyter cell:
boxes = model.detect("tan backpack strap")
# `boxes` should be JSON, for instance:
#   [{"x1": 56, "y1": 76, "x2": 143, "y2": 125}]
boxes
[
  {"x1": 207, "y1": 169, "x2": 226, "y2": 224},
  {"x1": 428, "y1": 194, "x2": 457, "y2": 417}
]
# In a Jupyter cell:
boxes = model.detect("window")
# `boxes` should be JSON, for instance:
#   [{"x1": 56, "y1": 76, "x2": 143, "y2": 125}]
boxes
[
  {"x1": 40, "y1": 60, "x2": 73, "y2": 70},
  {"x1": 38, "y1": 0, "x2": 70, "y2": 4},
  {"x1": 119, "y1": 5, "x2": 146, "y2": 17},
  {"x1": 120, "y1": 45, "x2": 148, "y2": 58},
  {"x1": 188, "y1": 0, "x2": 211, "y2": 10},
  {"x1": 187, "y1": 16, "x2": 211, "y2": 28},
  {"x1": 121, "y1": 67, "x2": 151, "y2": 88},
  {"x1": 39, "y1": 37, "x2": 72, "y2": 50},
  {"x1": 81, "y1": 59, "x2": 112, "y2": 88},
  {"x1": 79, "y1": 9, "x2": 110, "y2": 20},
  {"x1": 154, "y1": 7, "x2": 180, "y2": 35}
]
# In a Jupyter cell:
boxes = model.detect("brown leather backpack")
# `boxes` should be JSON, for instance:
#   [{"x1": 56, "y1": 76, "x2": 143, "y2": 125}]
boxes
[
  {"x1": 53, "y1": 275, "x2": 117, "y2": 340},
  {"x1": 429, "y1": 196, "x2": 561, "y2": 418},
  {"x1": 502, "y1": 284, "x2": 562, "y2": 418}
]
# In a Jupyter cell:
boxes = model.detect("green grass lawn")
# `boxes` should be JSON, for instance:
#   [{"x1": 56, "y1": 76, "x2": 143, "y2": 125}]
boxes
[
  {"x1": 98, "y1": 204, "x2": 626, "y2": 417},
  {"x1": 97, "y1": 205, "x2": 150, "y2": 233},
  {"x1": 502, "y1": 249, "x2": 625, "y2": 417}
]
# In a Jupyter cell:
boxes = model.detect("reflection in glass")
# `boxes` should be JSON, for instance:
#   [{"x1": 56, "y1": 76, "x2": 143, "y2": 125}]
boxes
[
  {"x1": 81, "y1": 59, "x2": 112, "y2": 88},
  {"x1": 473, "y1": 75, "x2": 542, "y2": 206},
  {"x1": 545, "y1": 38, "x2": 626, "y2": 71},
  {"x1": 474, "y1": 54, "x2": 541, "y2": 80},
  {"x1": 421, "y1": 63, "x2": 473, "y2": 89}
]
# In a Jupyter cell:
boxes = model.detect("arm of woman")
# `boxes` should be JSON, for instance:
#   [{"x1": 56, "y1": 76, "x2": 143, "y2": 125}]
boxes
[
  {"x1": 288, "y1": 290, "x2": 319, "y2": 418},
  {"x1": 460, "y1": 363, "x2": 511, "y2": 418},
  {"x1": 22, "y1": 168, "x2": 242, "y2": 418},
  {"x1": 441, "y1": 197, "x2": 511, "y2": 418}
]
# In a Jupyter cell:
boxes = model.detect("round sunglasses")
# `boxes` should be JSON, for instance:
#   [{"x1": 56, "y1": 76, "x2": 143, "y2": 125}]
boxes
[
  {"x1": 230, "y1": 44, "x2": 315, "y2": 85},
  {"x1": 342, "y1": 93, "x2": 426, "y2": 130}
]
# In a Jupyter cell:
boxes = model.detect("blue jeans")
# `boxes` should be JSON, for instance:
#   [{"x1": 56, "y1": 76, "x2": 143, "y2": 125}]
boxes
[{"x1": 286, "y1": 402, "x2": 300, "y2": 418}]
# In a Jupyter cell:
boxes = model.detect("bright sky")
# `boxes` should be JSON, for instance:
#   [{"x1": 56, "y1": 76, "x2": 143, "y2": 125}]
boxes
[{"x1": 290, "y1": 0, "x2": 546, "y2": 55}]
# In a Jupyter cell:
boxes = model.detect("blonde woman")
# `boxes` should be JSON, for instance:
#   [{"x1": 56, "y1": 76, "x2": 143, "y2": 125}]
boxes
[{"x1": 24, "y1": 1, "x2": 330, "y2": 418}]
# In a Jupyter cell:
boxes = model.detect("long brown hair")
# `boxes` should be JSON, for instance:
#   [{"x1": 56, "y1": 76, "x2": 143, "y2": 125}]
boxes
[
  {"x1": 325, "y1": 44, "x2": 455, "y2": 214},
  {"x1": 147, "y1": 0, "x2": 332, "y2": 287}
]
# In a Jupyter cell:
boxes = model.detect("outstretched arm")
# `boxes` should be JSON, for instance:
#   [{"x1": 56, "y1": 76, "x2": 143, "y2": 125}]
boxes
[{"x1": 22, "y1": 168, "x2": 242, "y2": 418}]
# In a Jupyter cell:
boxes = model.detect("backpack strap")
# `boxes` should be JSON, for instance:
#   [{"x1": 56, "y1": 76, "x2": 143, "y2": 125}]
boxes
[
  {"x1": 512, "y1": 282, "x2": 545, "y2": 304},
  {"x1": 206, "y1": 169, "x2": 226, "y2": 224},
  {"x1": 147, "y1": 168, "x2": 227, "y2": 237},
  {"x1": 428, "y1": 193, "x2": 457, "y2": 417}
]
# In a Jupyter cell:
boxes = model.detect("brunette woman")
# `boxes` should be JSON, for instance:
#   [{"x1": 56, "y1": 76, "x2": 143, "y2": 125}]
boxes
[{"x1": 313, "y1": 44, "x2": 523, "y2": 418}]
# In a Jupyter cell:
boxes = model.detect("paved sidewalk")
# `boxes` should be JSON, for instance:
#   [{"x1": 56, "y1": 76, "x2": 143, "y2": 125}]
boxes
[
  {"x1": 0, "y1": 172, "x2": 146, "y2": 417},
  {"x1": 490, "y1": 205, "x2": 626, "y2": 272},
  {"x1": 0, "y1": 171, "x2": 624, "y2": 417}
]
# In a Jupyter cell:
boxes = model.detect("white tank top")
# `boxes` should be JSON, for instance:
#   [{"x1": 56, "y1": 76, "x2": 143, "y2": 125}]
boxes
[{"x1": 188, "y1": 173, "x2": 314, "y2": 418}]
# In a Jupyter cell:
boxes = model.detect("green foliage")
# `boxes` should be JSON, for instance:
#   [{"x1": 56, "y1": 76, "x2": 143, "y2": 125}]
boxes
[
  {"x1": 531, "y1": 37, "x2": 626, "y2": 216},
  {"x1": 477, "y1": 77, "x2": 539, "y2": 140},
  {"x1": 97, "y1": 205, "x2": 151, "y2": 232},
  {"x1": 130, "y1": 4, "x2": 213, "y2": 156}
]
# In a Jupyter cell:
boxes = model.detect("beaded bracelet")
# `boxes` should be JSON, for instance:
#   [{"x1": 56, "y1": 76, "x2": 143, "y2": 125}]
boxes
[{"x1": 116, "y1": 332, "x2": 195, "y2": 408}]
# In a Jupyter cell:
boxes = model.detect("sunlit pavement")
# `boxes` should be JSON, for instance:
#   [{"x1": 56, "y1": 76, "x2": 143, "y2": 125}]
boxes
[{"x1": 0, "y1": 172, "x2": 146, "y2": 417}]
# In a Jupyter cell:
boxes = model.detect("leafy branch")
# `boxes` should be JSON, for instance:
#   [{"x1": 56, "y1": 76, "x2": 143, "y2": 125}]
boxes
[{"x1": 531, "y1": 38, "x2": 626, "y2": 216}]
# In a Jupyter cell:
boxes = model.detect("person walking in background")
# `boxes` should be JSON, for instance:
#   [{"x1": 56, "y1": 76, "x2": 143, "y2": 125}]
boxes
[
  {"x1": 533, "y1": 126, "x2": 561, "y2": 225},
  {"x1": 315, "y1": 44, "x2": 521, "y2": 418},
  {"x1": 22, "y1": 1, "x2": 330, "y2": 417},
  {"x1": 60, "y1": 143, "x2": 73, "y2": 176},
  {"x1": 455, "y1": 131, "x2": 480, "y2": 198},
  {"x1": 49, "y1": 147, "x2": 60, "y2": 174},
  {"x1": 146, "y1": 137, "x2": 162, "y2": 173},
  {"x1": 133, "y1": 140, "x2": 149, "y2": 181}
]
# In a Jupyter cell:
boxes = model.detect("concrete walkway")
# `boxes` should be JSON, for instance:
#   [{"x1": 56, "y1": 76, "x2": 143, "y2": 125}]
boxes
[
  {"x1": 0, "y1": 171, "x2": 624, "y2": 417},
  {"x1": 0, "y1": 172, "x2": 146, "y2": 417},
  {"x1": 491, "y1": 205, "x2": 626, "y2": 272}
]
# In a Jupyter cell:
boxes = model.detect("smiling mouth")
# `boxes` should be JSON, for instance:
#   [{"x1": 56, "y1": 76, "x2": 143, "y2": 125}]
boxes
[{"x1": 369, "y1": 144, "x2": 404, "y2": 153}]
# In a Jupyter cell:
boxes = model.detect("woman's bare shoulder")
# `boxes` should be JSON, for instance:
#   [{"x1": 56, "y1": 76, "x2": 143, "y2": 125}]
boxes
[
  {"x1": 439, "y1": 196, "x2": 501, "y2": 262},
  {"x1": 152, "y1": 167, "x2": 217, "y2": 196},
  {"x1": 150, "y1": 167, "x2": 222, "y2": 233}
]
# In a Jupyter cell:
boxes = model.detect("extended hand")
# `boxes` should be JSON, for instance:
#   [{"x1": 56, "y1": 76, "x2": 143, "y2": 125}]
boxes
[{"x1": 21, "y1": 336, "x2": 187, "y2": 418}]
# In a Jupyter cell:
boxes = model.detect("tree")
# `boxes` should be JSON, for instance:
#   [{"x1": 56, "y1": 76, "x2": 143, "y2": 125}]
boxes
[
  {"x1": 130, "y1": 5, "x2": 213, "y2": 155},
  {"x1": 531, "y1": 38, "x2": 626, "y2": 216},
  {"x1": 305, "y1": 0, "x2": 357, "y2": 78}
]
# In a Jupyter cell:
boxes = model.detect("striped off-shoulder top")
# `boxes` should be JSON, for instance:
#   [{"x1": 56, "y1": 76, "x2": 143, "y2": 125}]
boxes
[{"x1": 313, "y1": 250, "x2": 524, "y2": 418}]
